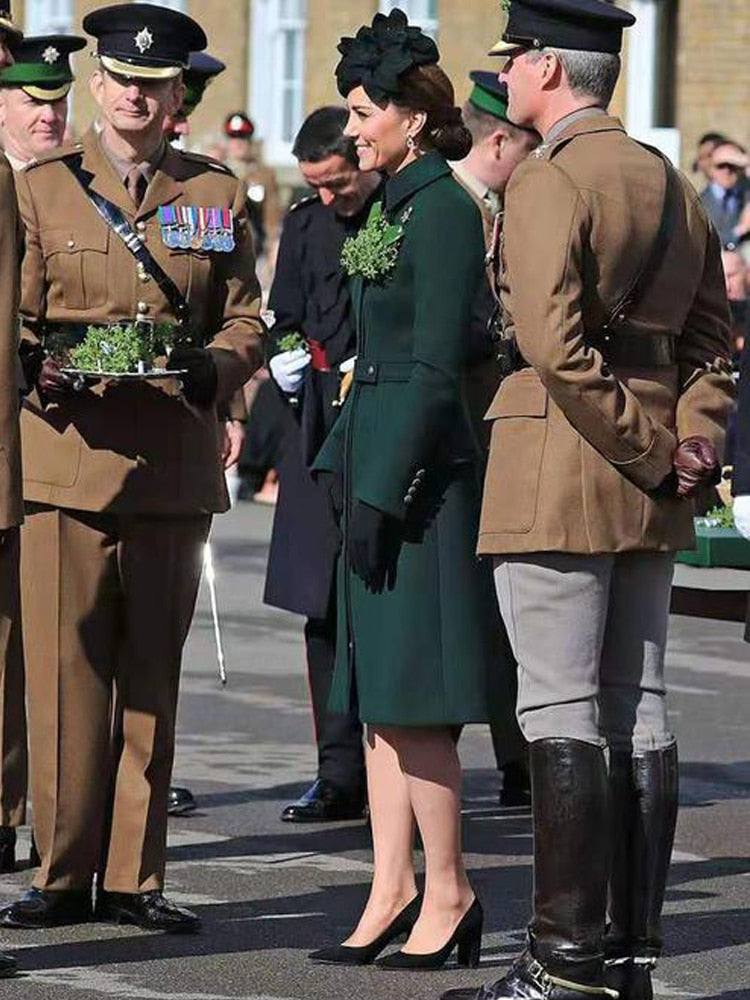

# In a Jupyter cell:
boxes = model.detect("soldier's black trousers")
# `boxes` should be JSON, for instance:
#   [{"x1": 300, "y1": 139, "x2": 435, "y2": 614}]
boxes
[{"x1": 305, "y1": 602, "x2": 365, "y2": 793}]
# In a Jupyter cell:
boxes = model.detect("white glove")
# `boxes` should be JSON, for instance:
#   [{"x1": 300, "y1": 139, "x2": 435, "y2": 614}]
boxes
[
  {"x1": 269, "y1": 348, "x2": 311, "y2": 395},
  {"x1": 733, "y1": 495, "x2": 750, "y2": 540}
]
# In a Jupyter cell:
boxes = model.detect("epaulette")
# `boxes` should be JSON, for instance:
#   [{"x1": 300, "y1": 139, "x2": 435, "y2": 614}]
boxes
[
  {"x1": 289, "y1": 193, "x2": 321, "y2": 213},
  {"x1": 180, "y1": 149, "x2": 234, "y2": 174},
  {"x1": 24, "y1": 141, "x2": 84, "y2": 172}
]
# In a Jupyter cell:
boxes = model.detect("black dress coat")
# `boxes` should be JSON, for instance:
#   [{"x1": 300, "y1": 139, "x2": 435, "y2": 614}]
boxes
[{"x1": 263, "y1": 189, "x2": 381, "y2": 620}]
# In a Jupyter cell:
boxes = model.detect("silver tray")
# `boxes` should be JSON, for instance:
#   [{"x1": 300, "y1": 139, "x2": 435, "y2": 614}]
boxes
[{"x1": 61, "y1": 367, "x2": 188, "y2": 383}]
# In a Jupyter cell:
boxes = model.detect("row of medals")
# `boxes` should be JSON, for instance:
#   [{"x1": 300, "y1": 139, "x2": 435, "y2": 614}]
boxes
[{"x1": 157, "y1": 206, "x2": 236, "y2": 252}]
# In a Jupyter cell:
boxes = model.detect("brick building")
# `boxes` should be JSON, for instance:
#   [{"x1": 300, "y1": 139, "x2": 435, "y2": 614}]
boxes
[{"x1": 13, "y1": 0, "x2": 750, "y2": 179}]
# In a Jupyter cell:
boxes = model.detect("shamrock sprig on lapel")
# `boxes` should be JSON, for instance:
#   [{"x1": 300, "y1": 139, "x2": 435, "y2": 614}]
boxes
[{"x1": 340, "y1": 202, "x2": 412, "y2": 282}]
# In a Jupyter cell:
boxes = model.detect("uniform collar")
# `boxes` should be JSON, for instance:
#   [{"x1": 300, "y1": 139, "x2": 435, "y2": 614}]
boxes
[
  {"x1": 532, "y1": 112, "x2": 625, "y2": 160},
  {"x1": 4, "y1": 151, "x2": 28, "y2": 172},
  {"x1": 543, "y1": 105, "x2": 607, "y2": 143},
  {"x1": 383, "y1": 151, "x2": 451, "y2": 213}
]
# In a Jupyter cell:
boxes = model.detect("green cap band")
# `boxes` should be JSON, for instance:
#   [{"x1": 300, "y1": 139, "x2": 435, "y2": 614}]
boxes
[
  {"x1": 0, "y1": 61, "x2": 73, "y2": 87},
  {"x1": 469, "y1": 82, "x2": 510, "y2": 121}
]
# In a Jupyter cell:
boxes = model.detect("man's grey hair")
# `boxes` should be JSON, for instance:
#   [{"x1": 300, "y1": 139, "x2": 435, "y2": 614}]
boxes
[{"x1": 528, "y1": 47, "x2": 621, "y2": 107}]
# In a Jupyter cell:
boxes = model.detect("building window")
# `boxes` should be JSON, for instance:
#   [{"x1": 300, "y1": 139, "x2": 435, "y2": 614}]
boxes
[
  {"x1": 379, "y1": 0, "x2": 438, "y2": 39},
  {"x1": 250, "y1": 0, "x2": 307, "y2": 166},
  {"x1": 24, "y1": 0, "x2": 73, "y2": 34},
  {"x1": 625, "y1": 0, "x2": 679, "y2": 160}
]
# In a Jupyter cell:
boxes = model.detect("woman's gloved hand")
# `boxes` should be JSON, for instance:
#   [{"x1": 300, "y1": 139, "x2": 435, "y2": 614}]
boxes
[
  {"x1": 348, "y1": 501, "x2": 399, "y2": 591},
  {"x1": 269, "y1": 348, "x2": 311, "y2": 395}
]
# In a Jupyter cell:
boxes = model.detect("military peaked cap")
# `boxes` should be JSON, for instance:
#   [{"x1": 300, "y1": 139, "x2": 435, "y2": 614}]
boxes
[
  {"x1": 183, "y1": 52, "x2": 225, "y2": 117},
  {"x1": 83, "y1": 2, "x2": 206, "y2": 80},
  {"x1": 489, "y1": 0, "x2": 635, "y2": 56},
  {"x1": 1, "y1": 34, "x2": 86, "y2": 101}
]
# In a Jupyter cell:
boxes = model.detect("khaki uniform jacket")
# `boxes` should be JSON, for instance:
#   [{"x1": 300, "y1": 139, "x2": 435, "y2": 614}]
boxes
[
  {"x1": 0, "y1": 154, "x2": 23, "y2": 530},
  {"x1": 479, "y1": 116, "x2": 734, "y2": 555},
  {"x1": 16, "y1": 128, "x2": 264, "y2": 514}
]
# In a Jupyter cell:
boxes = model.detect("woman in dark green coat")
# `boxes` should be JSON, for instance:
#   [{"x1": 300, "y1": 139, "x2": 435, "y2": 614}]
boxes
[{"x1": 310, "y1": 9, "x2": 498, "y2": 973}]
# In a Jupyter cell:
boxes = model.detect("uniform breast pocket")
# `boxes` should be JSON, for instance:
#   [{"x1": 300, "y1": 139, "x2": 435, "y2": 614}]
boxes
[
  {"x1": 41, "y1": 229, "x2": 109, "y2": 311},
  {"x1": 167, "y1": 248, "x2": 213, "y2": 302},
  {"x1": 483, "y1": 371, "x2": 548, "y2": 533}
]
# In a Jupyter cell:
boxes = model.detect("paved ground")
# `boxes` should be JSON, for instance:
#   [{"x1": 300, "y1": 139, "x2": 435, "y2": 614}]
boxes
[{"x1": 0, "y1": 500, "x2": 748, "y2": 1000}]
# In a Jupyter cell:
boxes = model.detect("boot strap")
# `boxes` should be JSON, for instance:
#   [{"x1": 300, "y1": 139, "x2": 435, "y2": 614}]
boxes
[
  {"x1": 526, "y1": 957, "x2": 620, "y2": 998},
  {"x1": 604, "y1": 956, "x2": 658, "y2": 969}
]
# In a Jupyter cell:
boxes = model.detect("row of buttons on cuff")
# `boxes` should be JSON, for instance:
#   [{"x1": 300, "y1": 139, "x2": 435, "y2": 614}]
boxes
[{"x1": 403, "y1": 468, "x2": 426, "y2": 506}]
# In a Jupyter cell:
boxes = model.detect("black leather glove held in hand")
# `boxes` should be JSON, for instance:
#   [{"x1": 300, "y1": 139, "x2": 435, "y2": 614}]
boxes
[
  {"x1": 18, "y1": 341, "x2": 45, "y2": 395},
  {"x1": 348, "y1": 501, "x2": 398, "y2": 591},
  {"x1": 168, "y1": 346, "x2": 218, "y2": 407}
]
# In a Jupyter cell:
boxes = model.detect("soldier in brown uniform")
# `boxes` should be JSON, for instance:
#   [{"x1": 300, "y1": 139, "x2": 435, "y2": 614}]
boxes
[
  {"x1": 0, "y1": 2, "x2": 264, "y2": 933},
  {"x1": 0, "y1": 32, "x2": 86, "y2": 877},
  {"x1": 444, "y1": 2, "x2": 734, "y2": 1000},
  {"x1": 0, "y1": 0, "x2": 22, "y2": 978}
]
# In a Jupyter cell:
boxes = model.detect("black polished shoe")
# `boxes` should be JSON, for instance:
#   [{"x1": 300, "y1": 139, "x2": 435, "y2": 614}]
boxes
[
  {"x1": 95, "y1": 889, "x2": 201, "y2": 933},
  {"x1": 441, "y1": 950, "x2": 619, "y2": 1000},
  {"x1": 377, "y1": 896, "x2": 483, "y2": 971},
  {"x1": 0, "y1": 887, "x2": 93, "y2": 928},
  {"x1": 168, "y1": 786, "x2": 197, "y2": 816},
  {"x1": 281, "y1": 778, "x2": 367, "y2": 823},
  {"x1": 0, "y1": 827, "x2": 16, "y2": 874},
  {"x1": 309, "y1": 894, "x2": 421, "y2": 966},
  {"x1": 0, "y1": 953, "x2": 17, "y2": 978}
]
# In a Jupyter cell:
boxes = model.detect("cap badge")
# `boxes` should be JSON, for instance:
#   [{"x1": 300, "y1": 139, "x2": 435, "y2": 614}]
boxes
[
  {"x1": 134, "y1": 27, "x2": 154, "y2": 54},
  {"x1": 42, "y1": 46, "x2": 60, "y2": 64}
]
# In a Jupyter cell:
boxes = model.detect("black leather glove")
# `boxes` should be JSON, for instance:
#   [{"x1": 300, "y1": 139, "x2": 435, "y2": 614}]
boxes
[
  {"x1": 168, "y1": 346, "x2": 218, "y2": 407},
  {"x1": 18, "y1": 341, "x2": 45, "y2": 396},
  {"x1": 348, "y1": 501, "x2": 398, "y2": 591}
]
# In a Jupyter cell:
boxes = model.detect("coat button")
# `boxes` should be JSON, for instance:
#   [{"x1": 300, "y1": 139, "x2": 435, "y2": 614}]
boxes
[
  {"x1": 136, "y1": 221, "x2": 147, "y2": 233},
  {"x1": 137, "y1": 301, "x2": 149, "y2": 314},
  {"x1": 403, "y1": 495, "x2": 414, "y2": 505},
  {"x1": 367, "y1": 365, "x2": 375, "y2": 376},
  {"x1": 67, "y1": 239, "x2": 75, "y2": 248}
]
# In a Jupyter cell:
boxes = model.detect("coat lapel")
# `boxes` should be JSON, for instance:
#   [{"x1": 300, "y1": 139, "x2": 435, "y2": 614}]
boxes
[{"x1": 79, "y1": 127, "x2": 134, "y2": 215}]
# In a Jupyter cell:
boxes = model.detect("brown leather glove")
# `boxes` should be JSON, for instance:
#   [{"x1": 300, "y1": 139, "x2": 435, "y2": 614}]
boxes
[{"x1": 673, "y1": 436, "x2": 720, "y2": 498}]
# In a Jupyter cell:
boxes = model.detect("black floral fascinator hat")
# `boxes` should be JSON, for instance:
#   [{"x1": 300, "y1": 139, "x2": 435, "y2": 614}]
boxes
[{"x1": 336, "y1": 8, "x2": 439, "y2": 102}]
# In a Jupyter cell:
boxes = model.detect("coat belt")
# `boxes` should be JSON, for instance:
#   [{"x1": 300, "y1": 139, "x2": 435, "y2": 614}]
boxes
[
  {"x1": 353, "y1": 359, "x2": 413, "y2": 384},
  {"x1": 514, "y1": 332, "x2": 677, "y2": 373}
]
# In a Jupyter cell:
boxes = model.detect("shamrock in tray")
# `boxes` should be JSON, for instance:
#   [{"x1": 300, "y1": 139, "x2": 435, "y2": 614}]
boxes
[{"x1": 65, "y1": 321, "x2": 179, "y2": 375}]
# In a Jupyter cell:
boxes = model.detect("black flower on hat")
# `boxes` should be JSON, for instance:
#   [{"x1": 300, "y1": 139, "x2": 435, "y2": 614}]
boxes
[{"x1": 336, "y1": 8, "x2": 439, "y2": 102}]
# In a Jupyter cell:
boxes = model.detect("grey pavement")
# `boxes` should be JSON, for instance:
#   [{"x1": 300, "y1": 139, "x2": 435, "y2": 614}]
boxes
[{"x1": 1, "y1": 500, "x2": 748, "y2": 1000}]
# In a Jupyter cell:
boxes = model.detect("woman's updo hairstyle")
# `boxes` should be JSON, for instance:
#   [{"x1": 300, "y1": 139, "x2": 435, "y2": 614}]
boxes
[{"x1": 335, "y1": 7, "x2": 472, "y2": 162}]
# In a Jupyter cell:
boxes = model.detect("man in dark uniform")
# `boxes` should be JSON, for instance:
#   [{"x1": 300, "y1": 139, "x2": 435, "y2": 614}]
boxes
[{"x1": 265, "y1": 106, "x2": 381, "y2": 822}]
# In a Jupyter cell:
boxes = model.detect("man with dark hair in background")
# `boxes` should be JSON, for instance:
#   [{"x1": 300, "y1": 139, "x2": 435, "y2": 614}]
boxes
[{"x1": 264, "y1": 106, "x2": 381, "y2": 823}]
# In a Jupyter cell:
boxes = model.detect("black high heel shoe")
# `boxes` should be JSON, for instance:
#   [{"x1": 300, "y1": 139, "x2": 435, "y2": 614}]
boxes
[
  {"x1": 376, "y1": 896, "x2": 483, "y2": 971},
  {"x1": 309, "y1": 894, "x2": 421, "y2": 966}
]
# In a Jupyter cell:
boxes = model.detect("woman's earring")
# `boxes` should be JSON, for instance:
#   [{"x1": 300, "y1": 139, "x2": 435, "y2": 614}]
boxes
[{"x1": 406, "y1": 135, "x2": 416, "y2": 151}]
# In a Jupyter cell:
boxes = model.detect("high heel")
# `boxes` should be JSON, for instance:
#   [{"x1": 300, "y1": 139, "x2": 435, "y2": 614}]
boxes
[
  {"x1": 376, "y1": 896, "x2": 483, "y2": 971},
  {"x1": 309, "y1": 894, "x2": 421, "y2": 966}
]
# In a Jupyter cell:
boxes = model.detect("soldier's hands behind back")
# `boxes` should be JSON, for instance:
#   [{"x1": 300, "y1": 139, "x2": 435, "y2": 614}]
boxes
[
  {"x1": 673, "y1": 436, "x2": 720, "y2": 498},
  {"x1": 169, "y1": 346, "x2": 218, "y2": 407},
  {"x1": 269, "y1": 348, "x2": 311, "y2": 395},
  {"x1": 348, "y1": 501, "x2": 399, "y2": 592}
]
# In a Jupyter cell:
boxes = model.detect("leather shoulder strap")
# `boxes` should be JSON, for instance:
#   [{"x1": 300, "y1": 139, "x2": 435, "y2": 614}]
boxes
[
  {"x1": 604, "y1": 145, "x2": 680, "y2": 331},
  {"x1": 64, "y1": 153, "x2": 193, "y2": 335}
]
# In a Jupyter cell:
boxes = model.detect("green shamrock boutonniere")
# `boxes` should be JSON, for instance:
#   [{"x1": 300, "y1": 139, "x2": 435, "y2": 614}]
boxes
[{"x1": 340, "y1": 202, "x2": 412, "y2": 282}]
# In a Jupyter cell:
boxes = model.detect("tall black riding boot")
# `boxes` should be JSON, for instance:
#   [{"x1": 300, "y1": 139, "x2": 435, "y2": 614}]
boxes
[
  {"x1": 442, "y1": 738, "x2": 616, "y2": 1000},
  {"x1": 605, "y1": 744, "x2": 679, "y2": 1000}
]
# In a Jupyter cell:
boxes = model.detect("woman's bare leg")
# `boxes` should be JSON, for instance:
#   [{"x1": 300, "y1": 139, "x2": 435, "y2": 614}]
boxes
[{"x1": 343, "y1": 725, "x2": 418, "y2": 946}]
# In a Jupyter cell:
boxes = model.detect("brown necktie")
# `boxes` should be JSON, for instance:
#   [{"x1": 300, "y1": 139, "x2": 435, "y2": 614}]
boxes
[{"x1": 126, "y1": 166, "x2": 147, "y2": 207}]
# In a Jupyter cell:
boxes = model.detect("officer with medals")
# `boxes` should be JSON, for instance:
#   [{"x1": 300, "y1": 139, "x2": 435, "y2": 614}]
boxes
[
  {"x1": 0, "y1": 29, "x2": 85, "y2": 880},
  {"x1": 452, "y1": 74, "x2": 540, "y2": 808},
  {"x1": 0, "y1": 0, "x2": 23, "y2": 978},
  {"x1": 265, "y1": 107, "x2": 382, "y2": 822},
  {"x1": 0, "y1": 2, "x2": 264, "y2": 933},
  {"x1": 444, "y1": 1, "x2": 734, "y2": 999}
]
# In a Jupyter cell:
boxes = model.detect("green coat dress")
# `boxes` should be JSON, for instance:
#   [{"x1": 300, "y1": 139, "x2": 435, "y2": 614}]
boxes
[{"x1": 313, "y1": 152, "x2": 501, "y2": 727}]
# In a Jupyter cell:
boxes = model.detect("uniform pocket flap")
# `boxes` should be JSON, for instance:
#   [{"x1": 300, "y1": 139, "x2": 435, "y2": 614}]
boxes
[
  {"x1": 41, "y1": 228, "x2": 108, "y2": 256},
  {"x1": 484, "y1": 372, "x2": 548, "y2": 420}
]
